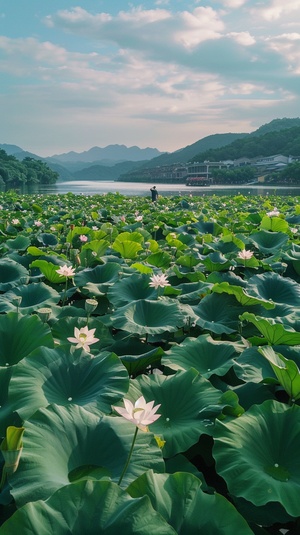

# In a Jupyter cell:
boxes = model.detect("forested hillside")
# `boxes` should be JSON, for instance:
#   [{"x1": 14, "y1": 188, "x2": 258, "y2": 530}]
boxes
[
  {"x1": 0, "y1": 150, "x2": 58, "y2": 188},
  {"x1": 191, "y1": 126, "x2": 300, "y2": 162}
]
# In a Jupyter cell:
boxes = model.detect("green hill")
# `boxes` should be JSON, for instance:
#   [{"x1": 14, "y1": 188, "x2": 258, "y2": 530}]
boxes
[{"x1": 191, "y1": 124, "x2": 300, "y2": 163}]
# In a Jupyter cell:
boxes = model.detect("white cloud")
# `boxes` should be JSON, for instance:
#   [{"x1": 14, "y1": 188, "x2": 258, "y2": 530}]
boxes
[
  {"x1": 253, "y1": 0, "x2": 300, "y2": 21},
  {"x1": 227, "y1": 31, "x2": 256, "y2": 46}
]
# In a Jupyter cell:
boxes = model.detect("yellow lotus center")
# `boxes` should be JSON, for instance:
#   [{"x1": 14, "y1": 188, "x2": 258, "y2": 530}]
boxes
[{"x1": 79, "y1": 333, "x2": 87, "y2": 342}]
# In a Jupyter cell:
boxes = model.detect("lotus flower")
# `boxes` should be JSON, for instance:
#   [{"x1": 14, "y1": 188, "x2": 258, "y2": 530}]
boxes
[
  {"x1": 67, "y1": 326, "x2": 99, "y2": 352},
  {"x1": 56, "y1": 265, "x2": 76, "y2": 277},
  {"x1": 149, "y1": 273, "x2": 170, "y2": 290},
  {"x1": 237, "y1": 249, "x2": 254, "y2": 260},
  {"x1": 112, "y1": 396, "x2": 161, "y2": 432}
]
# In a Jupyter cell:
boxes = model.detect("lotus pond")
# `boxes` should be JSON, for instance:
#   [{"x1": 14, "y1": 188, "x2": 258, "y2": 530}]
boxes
[{"x1": 0, "y1": 190, "x2": 300, "y2": 534}]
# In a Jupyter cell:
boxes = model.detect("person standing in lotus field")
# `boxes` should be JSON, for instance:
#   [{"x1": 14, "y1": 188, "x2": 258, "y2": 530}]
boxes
[{"x1": 150, "y1": 185, "x2": 158, "y2": 202}]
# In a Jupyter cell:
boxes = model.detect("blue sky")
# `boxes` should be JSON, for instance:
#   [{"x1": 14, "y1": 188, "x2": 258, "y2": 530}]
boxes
[{"x1": 1, "y1": 0, "x2": 300, "y2": 156}]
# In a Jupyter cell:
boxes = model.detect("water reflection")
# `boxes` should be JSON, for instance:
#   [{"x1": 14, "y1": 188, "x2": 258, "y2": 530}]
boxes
[{"x1": 2, "y1": 181, "x2": 300, "y2": 197}]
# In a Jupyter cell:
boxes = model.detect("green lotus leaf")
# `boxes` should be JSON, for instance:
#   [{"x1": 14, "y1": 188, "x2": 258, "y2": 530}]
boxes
[
  {"x1": 30, "y1": 259, "x2": 67, "y2": 283},
  {"x1": 126, "y1": 369, "x2": 223, "y2": 457},
  {"x1": 258, "y1": 346, "x2": 300, "y2": 401},
  {"x1": 176, "y1": 254, "x2": 200, "y2": 268},
  {"x1": 107, "y1": 273, "x2": 157, "y2": 307},
  {"x1": 0, "y1": 480, "x2": 176, "y2": 535},
  {"x1": 260, "y1": 216, "x2": 289, "y2": 233},
  {"x1": 212, "y1": 282, "x2": 275, "y2": 309},
  {"x1": 4, "y1": 235, "x2": 31, "y2": 251},
  {"x1": 233, "y1": 347, "x2": 276, "y2": 384},
  {"x1": 120, "y1": 346, "x2": 164, "y2": 376},
  {"x1": 247, "y1": 272, "x2": 300, "y2": 307},
  {"x1": 74, "y1": 263, "x2": 120, "y2": 296},
  {"x1": 248, "y1": 230, "x2": 288, "y2": 254},
  {"x1": 128, "y1": 471, "x2": 253, "y2": 535},
  {"x1": 193, "y1": 293, "x2": 246, "y2": 334},
  {"x1": 213, "y1": 400, "x2": 300, "y2": 517},
  {"x1": 0, "y1": 367, "x2": 22, "y2": 435},
  {"x1": 0, "y1": 258, "x2": 29, "y2": 292},
  {"x1": 240, "y1": 312, "x2": 300, "y2": 345},
  {"x1": 51, "y1": 316, "x2": 113, "y2": 351},
  {"x1": 0, "y1": 312, "x2": 54, "y2": 366},
  {"x1": 175, "y1": 281, "x2": 212, "y2": 304},
  {"x1": 8, "y1": 346, "x2": 129, "y2": 419},
  {"x1": 37, "y1": 233, "x2": 58, "y2": 246},
  {"x1": 146, "y1": 251, "x2": 172, "y2": 269},
  {"x1": 191, "y1": 220, "x2": 222, "y2": 235},
  {"x1": 0, "y1": 283, "x2": 61, "y2": 314},
  {"x1": 163, "y1": 334, "x2": 244, "y2": 377},
  {"x1": 110, "y1": 299, "x2": 186, "y2": 335},
  {"x1": 9, "y1": 405, "x2": 164, "y2": 505},
  {"x1": 202, "y1": 252, "x2": 232, "y2": 272},
  {"x1": 112, "y1": 233, "x2": 144, "y2": 259}
]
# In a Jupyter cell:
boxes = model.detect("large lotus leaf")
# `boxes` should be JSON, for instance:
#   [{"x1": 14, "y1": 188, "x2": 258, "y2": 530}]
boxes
[
  {"x1": 163, "y1": 334, "x2": 244, "y2": 377},
  {"x1": 8, "y1": 346, "x2": 129, "y2": 419},
  {"x1": 0, "y1": 258, "x2": 29, "y2": 292},
  {"x1": 126, "y1": 369, "x2": 223, "y2": 457},
  {"x1": 128, "y1": 471, "x2": 253, "y2": 535},
  {"x1": 212, "y1": 282, "x2": 275, "y2": 309},
  {"x1": 37, "y1": 233, "x2": 58, "y2": 246},
  {"x1": 107, "y1": 273, "x2": 157, "y2": 307},
  {"x1": 0, "y1": 312, "x2": 54, "y2": 366},
  {"x1": 258, "y1": 346, "x2": 300, "y2": 401},
  {"x1": 110, "y1": 299, "x2": 186, "y2": 335},
  {"x1": 240, "y1": 312, "x2": 300, "y2": 345},
  {"x1": 146, "y1": 251, "x2": 172, "y2": 269},
  {"x1": 248, "y1": 230, "x2": 288, "y2": 254},
  {"x1": 233, "y1": 347, "x2": 276, "y2": 384},
  {"x1": 51, "y1": 316, "x2": 113, "y2": 351},
  {"x1": 213, "y1": 400, "x2": 300, "y2": 517},
  {"x1": 0, "y1": 283, "x2": 61, "y2": 313},
  {"x1": 191, "y1": 220, "x2": 222, "y2": 235},
  {"x1": 9, "y1": 405, "x2": 164, "y2": 505},
  {"x1": 30, "y1": 259, "x2": 69, "y2": 284},
  {"x1": 112, "y1": 237, "x2": 143, "y2": 259},
  {"x1": 175, "y1": 281, "x2": 213, "y2": 304},
  {"x1": 0, "y1": 480, "x2": 176, "y2": 535},
  {"x1": 202, "y1": 251, "x2": 232, "y2": 272},
  {"x1": 0, "y1": 367, "x2": 22, "y2": 435},
  {"x1": 120, "y1": 346, "x2": 164, "y2": 376},
  {"x1": 193, "y1": 293, "x2": 246, "y2": 334},
  {"x1": 74, "y1": 263, "x2": 120, "y2": 296},
  {"x1": 247, "y1": 272, "x2": 300, "y2": 308},
  {"x1": 260, "y1": 216, "x2": 289, "y2": 233},
  {"x1": 4, "y1": 235, "x2": 31, "y2": 251}
]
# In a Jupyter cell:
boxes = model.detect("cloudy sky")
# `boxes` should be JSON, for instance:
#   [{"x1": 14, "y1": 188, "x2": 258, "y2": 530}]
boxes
[{"x1": 1, "y1": 1, "x2": 300, "y2": 156}]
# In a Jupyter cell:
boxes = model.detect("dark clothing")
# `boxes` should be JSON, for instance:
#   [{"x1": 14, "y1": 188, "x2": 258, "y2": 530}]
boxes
[{"x1": 150, "y1": 187, "x2": 158, "y2": 201}]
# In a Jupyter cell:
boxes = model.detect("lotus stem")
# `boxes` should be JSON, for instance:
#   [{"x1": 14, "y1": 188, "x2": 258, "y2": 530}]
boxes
[{"x1": 118, "y1": 426, "x2": 138, "y2": 486}]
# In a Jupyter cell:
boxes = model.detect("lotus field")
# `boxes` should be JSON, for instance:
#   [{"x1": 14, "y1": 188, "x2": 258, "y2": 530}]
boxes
[{"x1": 1, "y1": 190, "x2": 300, "y2": 534}]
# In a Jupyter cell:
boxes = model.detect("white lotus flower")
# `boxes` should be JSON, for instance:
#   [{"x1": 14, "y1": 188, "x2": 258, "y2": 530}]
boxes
[
  {"x1": 267, "y1": 208, "x2": 280, "y2": 217},
  {"x1": 237, "y1": 249, "x2": 254, "y2": 260},
  {"x1": 67, "y1": 326, "x2": 99, "y2": 352},
  {"x1": 56, "y1": 265, "x2": 76, "y2": 277},
  {"x1": 149, "y1": 273, "x2": 170, "y2": 290},
  {"x1": 112, "y1": 396, "x2": 161, "y2": 432}
]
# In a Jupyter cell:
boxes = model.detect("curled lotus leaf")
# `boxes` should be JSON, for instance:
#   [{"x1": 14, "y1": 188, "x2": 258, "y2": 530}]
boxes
[
  {"x1": 0, "y1": 258, "x2": 29, "y2": 292},
  {"x1": 248, "y1": 230, "x2": 288, "y2": 255},
  {"x1": 0, "y1": 283, "x2": 60, "y2": 314},
  {"x1": 9, "y1": 404, "x2": 164, "y2": 506},
  {"x1": 107, "y1": 273, "x2": 157, "y2": 307},
  {"x1": 213, "y1": 400, "x2": 300, "y2": 517}
]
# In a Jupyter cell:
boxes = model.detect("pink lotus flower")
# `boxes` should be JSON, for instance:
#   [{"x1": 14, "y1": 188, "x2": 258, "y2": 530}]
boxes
[
  {"x1": 237, "y1": 249, "x2": 254, "y2": 260},
  {"x1": 67, "y1": 326, "x2": 99, "y2": 352},
  {"x1": 149, "y1": 273, "x2": 170, "y2": 290},
  {"x1": 112, "y1": 396, "x2": 161, "y2": 432},
  {"x1": 79, "y1": 235, "x2": 88, "y2": 242},
  {"x1": 56, "y1": 265, "x2": 76, "y2": 277}
]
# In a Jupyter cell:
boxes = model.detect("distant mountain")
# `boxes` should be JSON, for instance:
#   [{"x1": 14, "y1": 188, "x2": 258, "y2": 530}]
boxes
[
  {"x1": 49, "y1": 144, "x2": 164, "y2": 164},
  {"x1": 72, "y1": 160, "x2": 149, "y2": 181},
  {"x1": 0, "y1": 143, "x2": 26, "y2": 155},
  {"x1": 251, "y1": 117, "x2": 300, "y2": 137},
  {"x1": 139, "y1": 133, "x2": 248, "y2": 169}
]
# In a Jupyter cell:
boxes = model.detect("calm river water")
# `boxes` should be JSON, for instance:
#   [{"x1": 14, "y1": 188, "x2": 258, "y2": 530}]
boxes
[{"x1": 14, "y1": 181, "x2": 300, "y2": 197}]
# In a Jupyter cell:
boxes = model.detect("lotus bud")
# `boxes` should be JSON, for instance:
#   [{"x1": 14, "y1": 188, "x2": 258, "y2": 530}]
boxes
[{"x1": 0, "y1": 426, "x2": 25, "y2": 475}]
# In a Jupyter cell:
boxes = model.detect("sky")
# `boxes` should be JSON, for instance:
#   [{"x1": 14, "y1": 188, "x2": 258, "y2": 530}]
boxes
[{"x1": 1, "y1": 0, "x2": 300, "y2": 157}]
